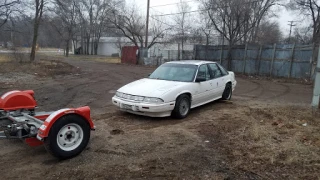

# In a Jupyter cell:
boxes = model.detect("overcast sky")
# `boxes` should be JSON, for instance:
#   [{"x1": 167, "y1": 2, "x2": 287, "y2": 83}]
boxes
[{"x1": 127, "y1": 0, "x2": 302, "y2": 37}]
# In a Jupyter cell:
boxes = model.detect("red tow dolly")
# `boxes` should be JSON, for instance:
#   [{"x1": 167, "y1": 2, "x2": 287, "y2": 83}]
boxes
[{"x1": 0, "y1": 90, "x2": 95, "y2": 159}]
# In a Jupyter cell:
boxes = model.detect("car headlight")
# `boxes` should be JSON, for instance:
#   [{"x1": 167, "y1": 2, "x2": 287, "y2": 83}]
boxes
[
  {"x1": 134, "y1": 96, "x2": 144, "y2": 101},
  {"x1": 115, "y1": 91, "x2": 123, "y2": 98},
  {"x1": 143, "y1": 97, "x2": 164, "y2": 104}
]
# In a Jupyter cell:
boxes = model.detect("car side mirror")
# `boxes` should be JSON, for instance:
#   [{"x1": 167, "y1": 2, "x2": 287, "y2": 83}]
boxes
[
  {"x1": 195, "y1": 76, "x2": 206, "y2": 82},
  {"x1": 148, "y1": 73, "x2": 151, "y2": 77}
]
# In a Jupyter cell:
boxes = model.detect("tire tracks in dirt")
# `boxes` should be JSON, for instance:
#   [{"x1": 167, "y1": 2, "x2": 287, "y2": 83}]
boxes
[
  {"x1": 263, "y1": 83, "x2": 291, "y2": 100},
  {"x1": 236, "y1": 79, "x2": 265, "y2": 99}
]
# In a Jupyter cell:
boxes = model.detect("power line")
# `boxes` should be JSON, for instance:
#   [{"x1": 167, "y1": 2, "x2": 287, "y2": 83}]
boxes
[
  {"x1": 150, "y1": 16, "x2": 175, "y2": 28},
  {"x1": 150, "y1": 0, "x2": 194, "y2": 8},
  {"x1": 152, "y1": 0, "x2": 260, "y2": 17},
  {"x1": 152, "y1": 9, "x2": 203, "y2": 17}
]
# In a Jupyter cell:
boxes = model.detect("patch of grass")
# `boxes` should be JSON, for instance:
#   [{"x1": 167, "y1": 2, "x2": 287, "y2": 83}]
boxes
[
  {"x1": 39, "y1": 53, "x2": 121, "y2": 63},
  {"x1": 0, "y1": 58, "x2": 79, "y2": 77},
  {"x1": 0, "y1": 54, "x2": 13, "y2": 62},
  {"x1": 198, "y1": 105, "x2": 320, "y2": 179}
]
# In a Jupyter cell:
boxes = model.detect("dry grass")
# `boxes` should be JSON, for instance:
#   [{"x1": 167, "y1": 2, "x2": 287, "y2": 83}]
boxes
[
  {"x1": 198, "y1": 104, "x2": 320, "y2": 179},
  {"x1": 38, "y1": 53, "x2": 121, "y2": 64},
  {"x1": 0, "y1": 54, "x2": 13, "y2": 62},
  {"x1": 66, "y1": 55, "x2": 121, "y2": 63},
  {"x1": 0, "y1": 52, "x2": 120, "y2": 77},
  {"x1": 0, "y1": 54, "x2": 79, "y2": 77}
]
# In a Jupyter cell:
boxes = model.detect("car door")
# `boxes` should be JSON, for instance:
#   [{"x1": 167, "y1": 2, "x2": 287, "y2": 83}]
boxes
[
  {"x1": 208, "y1": 63, "x2": 225, "y2": 99},
  {"x1": 192, "y1": 64, "x2": 212, "y2": 106}
]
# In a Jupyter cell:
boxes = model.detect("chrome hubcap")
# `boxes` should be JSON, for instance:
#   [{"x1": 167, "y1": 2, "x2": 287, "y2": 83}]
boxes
[{"x1": 179, "y1": 98, "x2": 189, "y2": 116}]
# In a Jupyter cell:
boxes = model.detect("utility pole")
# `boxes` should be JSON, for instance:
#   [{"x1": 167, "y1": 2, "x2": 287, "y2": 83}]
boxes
[
  {"x1": 312, "y1": 45, "x2": 320, "y2": 114},
  {"x1": 145, "y1": 0, "x2": 150, "y2": 48},
  {"x1": 288, "y1": 21, "x2": 296, "y2": 43}
]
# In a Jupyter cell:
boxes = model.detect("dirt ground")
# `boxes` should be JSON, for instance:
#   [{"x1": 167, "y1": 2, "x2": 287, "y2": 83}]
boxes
[{"x1": 0, "y1": 55, "x2": 318, "y2": 180}]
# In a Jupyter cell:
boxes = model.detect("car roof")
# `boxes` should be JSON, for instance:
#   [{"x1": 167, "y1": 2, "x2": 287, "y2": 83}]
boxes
[{"x1": 166, "y1": 60, "x2": 216, "y2": 66}]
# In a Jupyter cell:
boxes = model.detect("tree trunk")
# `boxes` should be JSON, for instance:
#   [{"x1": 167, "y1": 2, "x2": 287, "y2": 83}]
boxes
[
  {"x1": 72, "y1": 39, "x2": 76, "y2": 54},
  {"x1": 94, "y1": 41, "x2": 98, "y2": 55},
  {"x1": 30, "y1": 21, "x2": 39, "y2": 62},
  {"x1": 227, "y1": 44, "x2": 233, "y2": 70},
  {"x1": 66, "y1": 40, "x2": 69, "y2": 57},
  {"x1": 91, "y1": 37, "x2": 94, "y2": 55},
  {"x1": 86, "y1": 36, "x2": 90, "y2": 55},
  {"x1": 181, "y1": 38, "x2": 184, "y2": 59},
  {"x1": 30, "y1": 0, "x2": 44, "y2": 62}
]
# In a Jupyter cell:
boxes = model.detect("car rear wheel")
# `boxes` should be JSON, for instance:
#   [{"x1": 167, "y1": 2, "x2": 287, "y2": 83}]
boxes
[
  {"x1": 222, "y1": 83, "x2": 232, "y2": 100},
  {"x1": 172, "y1": 94, "x2": 190, "y2": 119}
]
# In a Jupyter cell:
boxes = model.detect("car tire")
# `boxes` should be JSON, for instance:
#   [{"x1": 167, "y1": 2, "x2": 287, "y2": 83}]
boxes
[
  {"x1": 222, "y1": 83, "x2": 232, "y2": 100},
  {"x1": 44, "y1": 114, "x2": 91, "y2": 159},
  {"x1": 172, "y1": 94, "x2": 191, "y2": 119}
]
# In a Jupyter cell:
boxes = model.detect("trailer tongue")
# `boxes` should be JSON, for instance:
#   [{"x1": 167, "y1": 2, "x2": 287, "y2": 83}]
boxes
[{"x1": 0, "y1": 90, "x2": 95, "y2": 159}]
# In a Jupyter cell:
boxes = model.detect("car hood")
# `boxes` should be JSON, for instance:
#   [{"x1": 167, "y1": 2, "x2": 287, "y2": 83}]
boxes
[{"x1": 118, "y1": 78, "x2": 187, "y2": 97}]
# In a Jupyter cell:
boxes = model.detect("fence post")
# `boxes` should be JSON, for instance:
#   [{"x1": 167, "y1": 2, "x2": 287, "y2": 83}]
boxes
[
  {"x1": 220, "y1": 45, "x2": 223, "y2": 64},
  {"x1": 288, "y1": 43, "x2": 296, "y2": 78},
  {"x1": 310, "y1": 43, "x2": 315, "y2": 81},
  {"x1": 243, "y1": 43, "x2": 248, "y2": 74},
  {"x1": 270, "y1": 43, "x2": 277, "y2": 77},
  {"x1": 257, "y1": 45, "x2": 262, "y2": 75}
]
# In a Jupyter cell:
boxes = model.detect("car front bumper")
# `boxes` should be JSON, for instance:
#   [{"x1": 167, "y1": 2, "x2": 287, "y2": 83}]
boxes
[
  {"x1": 112, "y1": 96, "x2": 175, "y2": 117},
  {"x1": 232, "y1": 80, "x2": 237, "y2": 91}
]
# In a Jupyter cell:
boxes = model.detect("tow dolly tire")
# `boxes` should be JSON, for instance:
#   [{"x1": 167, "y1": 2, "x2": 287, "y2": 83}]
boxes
[{"x1": 44, "y1": 114, "x2": 90, "y2": 159}]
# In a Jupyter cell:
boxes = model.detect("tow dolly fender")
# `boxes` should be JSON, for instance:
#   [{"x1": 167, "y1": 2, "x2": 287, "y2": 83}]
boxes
[{"x1": 37, "y1": 106, "x2": 94, "y2": 140}]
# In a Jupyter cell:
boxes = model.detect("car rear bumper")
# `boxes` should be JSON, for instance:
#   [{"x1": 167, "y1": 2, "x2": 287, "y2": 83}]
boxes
[{"x1": 112, "y1": 96, "x2": 175, "y2": 117}]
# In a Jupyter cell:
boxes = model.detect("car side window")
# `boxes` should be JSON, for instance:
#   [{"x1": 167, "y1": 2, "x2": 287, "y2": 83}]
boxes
[
  {"x1": 208, "y1": 64, "x2": 222, "y2": 79},
  {"x1": 197, "y1": 65, "x2": 210, "y2": 81},
  {"x1": 217, "y1": 64, "x2": 228, "y2": 76}
]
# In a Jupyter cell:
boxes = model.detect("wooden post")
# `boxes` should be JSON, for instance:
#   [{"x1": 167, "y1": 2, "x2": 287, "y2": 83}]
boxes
[
  {"x1": 310, "y1": 43, "x2": 315, "y2": 81},
  {"x1": 288, "y1": 43, "x2": 296, "y2": 78},
  {"x1": 219, "y1": 45, "x2": 223, "y2": 64},
  {"x1": 257, "y1": 45, "x2": 263, "y2": 75},
  {"x1": 243, "y1": 44, "x2": 248, "y2": 74},
  {"x1": 270, "y1": 43, "x2": 277, "y2": 77}
]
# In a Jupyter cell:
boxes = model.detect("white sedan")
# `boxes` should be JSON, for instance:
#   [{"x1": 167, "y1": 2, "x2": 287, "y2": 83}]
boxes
[{"x1": 112, "y1": 60, "x2": 236, "y2": 118}]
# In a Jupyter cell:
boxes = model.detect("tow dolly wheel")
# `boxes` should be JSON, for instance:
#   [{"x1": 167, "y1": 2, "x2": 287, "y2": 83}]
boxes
[{"x1": 44, "y1": 114, "x2": 90, "y2": 159}]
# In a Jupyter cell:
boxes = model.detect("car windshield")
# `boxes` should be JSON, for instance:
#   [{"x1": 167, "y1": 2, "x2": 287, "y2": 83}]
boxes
[{"x1": 149, "y1": 63, "x2": 198, "y2": 82}]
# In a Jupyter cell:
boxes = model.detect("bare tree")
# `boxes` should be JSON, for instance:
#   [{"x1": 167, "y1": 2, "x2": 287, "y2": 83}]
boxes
[
  {"x1": 50, "y1": 0, "x2": 78, "y2": 57},
  {"x1": 255, "y1": 20, "x2": 282, "y2": 44},
  {"x1": 201, "y1": 0, "x2": 279, "y2": 69},
  {"x1": 292, "y1": 26, "x2": 313, "y2": 44},
  {"x1": 0, "y1": 0, "x2": 21, "y2": 28},
  {"x1": 74, "y1": 0, "x2": 115, "y2": 55},
  {"x1": 288, "y1": 0, "x2": 320, "y2": 44},
  {"x1": 30, "y1": 0, "x2": 45, "y2": 61},
  {"x1": 173, "y1": 1, "x2": 192, "y2": 59},
  {"x1": 108, "y1": 4, "x2": 168, "y2": 49}
]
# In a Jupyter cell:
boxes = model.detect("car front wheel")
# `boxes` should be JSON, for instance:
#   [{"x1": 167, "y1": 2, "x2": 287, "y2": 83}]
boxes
[
  {"x1": 222, "y1": 83, "x2": 232, "y2": 100},
  {"x1": 172, "y1": 94, "x2": 190, "y2": 119}
]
